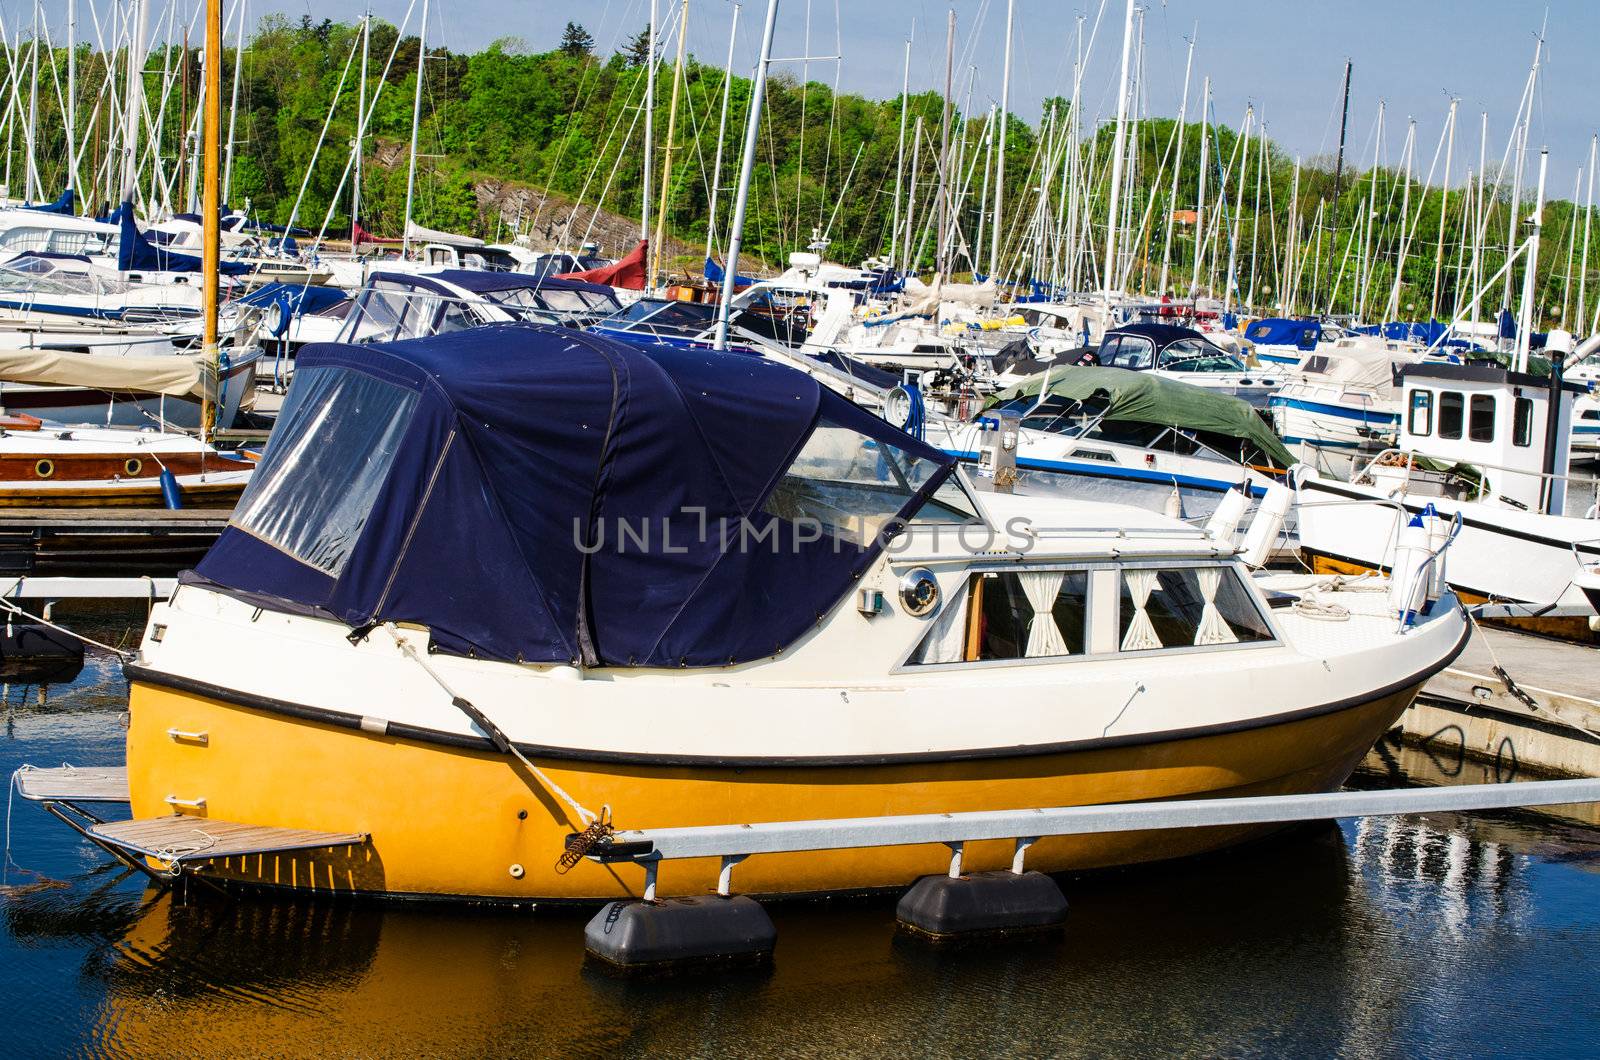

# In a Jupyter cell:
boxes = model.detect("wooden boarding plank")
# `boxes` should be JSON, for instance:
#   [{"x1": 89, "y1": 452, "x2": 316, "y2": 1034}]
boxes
[
  {"x1": 88, "y1": 816, "x2": 367, "y2": 862},
  {"x1": 14, "y1": 765, "x2": 129, "y2": 803}
]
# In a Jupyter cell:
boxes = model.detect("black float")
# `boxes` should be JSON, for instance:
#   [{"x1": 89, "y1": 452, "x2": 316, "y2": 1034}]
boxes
[
  {"x1": 583, "y1": 894, "x2": 776, "y2": 973},
  {"x1": 895, "y1": 870, "x2": 1069, "y2": 942}
]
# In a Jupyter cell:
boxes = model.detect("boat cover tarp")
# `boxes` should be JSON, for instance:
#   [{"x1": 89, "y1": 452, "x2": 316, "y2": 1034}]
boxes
[
  {"x1": 1243, "y1": 317, "x2": 1321, "y2": 348},
  {"x1": 703, "y1": 257, "x2": 756, "y2": 287},
  {"x1": 117, "y1": 204, "x2": 251, "y2": 275},
  {"x1": 193, "y1": 325, "x2": 955, "y2": 667},
  {"x1": 403, "y1": 220, "x2": 485, "y2": 249},
  {"x1": 238, "y1": 281, "x2": 349, "y2": 316},
  {"x1": 986, "y1": 364, "x2": 1295, "y2": 467},
  {"x1": 23, "y1": 188, "x2": 75, "y2": 215},
  {"x1": 352, "y1": 221, "x2": 401, "y2": 246},
  {"x1": 0, "y1": 347, "x2": 220, "y2": 399},
  {"x1": 558, "y1": 240, "x2": 648, "y2": 290}
]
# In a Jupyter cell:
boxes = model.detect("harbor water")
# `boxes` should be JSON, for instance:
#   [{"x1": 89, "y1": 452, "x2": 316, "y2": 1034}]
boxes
[{"x1": 3, "y1": 627, "x2": 1599, "y2": 1057}]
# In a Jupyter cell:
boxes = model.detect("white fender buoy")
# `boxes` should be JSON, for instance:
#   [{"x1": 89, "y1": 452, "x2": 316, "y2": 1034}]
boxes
[
  {"x1": 1240, "y1": 484, "x2": 1292, "y2": 568},
  {"x1": 1204, "y1": 488, "x2": 1249, "y2": 547}
]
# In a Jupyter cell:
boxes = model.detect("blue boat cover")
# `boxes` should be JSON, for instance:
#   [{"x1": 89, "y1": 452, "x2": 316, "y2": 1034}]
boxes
[
  {"x1": 238, "y1": 281, "x2": 349, "y2": 316},
  {"x1": 23, "y1": 188, "x2": 75, "y2": 215},
  {"x1": 116, "y1": 204, "x2": 250, "y2": 274},
  {"x1": 703, "y1": 257, "x2": 757, "y2": 287},
  {"x1": 1244, "y1": 318, "x2": 1321, "y2": 348},
  {"x1": 194, "y1": 325, "x2": 955, "y2": 667}
]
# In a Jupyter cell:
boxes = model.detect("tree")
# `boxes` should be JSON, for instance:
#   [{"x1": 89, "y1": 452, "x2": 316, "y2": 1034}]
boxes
[
  {"x1": 559, "y1": 22, "x2": 594, "y2": 58},
  {"x1": 621, "y1": 26, "x2": 651, "y2": 67}
]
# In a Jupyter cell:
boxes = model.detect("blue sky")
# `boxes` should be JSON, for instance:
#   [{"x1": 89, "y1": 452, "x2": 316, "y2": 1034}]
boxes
[{"x1": 46, "y1": 1, "x2": 1600, "y2": 190}]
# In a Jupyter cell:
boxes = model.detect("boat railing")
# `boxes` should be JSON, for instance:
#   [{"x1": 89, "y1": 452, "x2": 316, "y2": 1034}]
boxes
[{"x1": 1360, "y1": 446, "x2": 1600, "y2": 515}]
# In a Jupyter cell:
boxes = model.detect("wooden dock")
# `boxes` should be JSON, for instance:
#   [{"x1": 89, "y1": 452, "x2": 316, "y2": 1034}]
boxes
[
  {"x1": 1412, "y1": 624, "x2": 1600, "y2": 778},
  {"x1": 0, "y1": 508, "x2": 230, "y2": 578}
]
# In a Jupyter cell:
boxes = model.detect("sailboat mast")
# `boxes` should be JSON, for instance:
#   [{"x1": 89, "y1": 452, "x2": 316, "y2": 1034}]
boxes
[
  {"x1": 1156, "y1": 29, "x2": 1195, "y2": 299},
  {"x1": 642, "y1": 0, "x2": 656, "y2": 248},
  {"x1": 201, "y1": 0, "x2": 221, "y2": 443},
  {"x1": 401, "y1": 0, "x2": 429, "y2": 257},
  {"x1": 223, "y1": 0, "x2": 246, "y2": 203},
  {"x1": 1430, "y1": 98, "x2": 1457, "y2": 321},
  {"x1": 988, "y1": 0, "x2": 1011, "y2": 281},
  {"x1": 936, "y1": 9, "x2": 952, "y2": 277},
  {"x1": 65, "y1": 0, "x2": 76, "y2": 194},
  {"x1": 714, "y1": 0, "x2": 778, "y2": 350},
  {"x1": 352, "y1": 12, "x2": 369, "y2": 237},
  {"x1": 122, "y1": 0, "x2": 148, "y2": 204},
  {"x1": 1101, "y1": 0, "x2": 1136, "y2": 296},
  {"x1": 706, "y1": 3, "x2": 740, "y2": 262},
  {"x1": 1515, "y1": 149, "x2": 1547, "y2": 373},
  {"x1": 1333, "y1": 59, "x2": 1351, "y2": 201},
  {"x1": 651, "y1": 0, "x2": 688, "y2": 284},
  {"x1": 1190, "y1": 76, "x2": 1209, "y2": 296},
  {"x1": 1581, "y1": 135, "x2": 1596, "y2": 333},
  {"x1": 25, "y1": 2, "x2": 37, "y2": 202},
  {"x1": 889, "y1": 35, "x2": 909, "y2": 266}
]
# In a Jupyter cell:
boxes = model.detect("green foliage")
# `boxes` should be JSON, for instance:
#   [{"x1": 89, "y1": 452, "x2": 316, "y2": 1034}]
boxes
[{"x1": 14, "y1": 16, "x2": 1586, "y2": 324}]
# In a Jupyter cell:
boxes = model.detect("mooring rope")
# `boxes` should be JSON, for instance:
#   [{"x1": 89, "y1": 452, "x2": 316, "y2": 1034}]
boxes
[
  {"x1": 0, "y1": 596, "x2": 137, "y2": 661},
  {"x1": 381, "y1": 624, "x2": 606, "y2": 830}
]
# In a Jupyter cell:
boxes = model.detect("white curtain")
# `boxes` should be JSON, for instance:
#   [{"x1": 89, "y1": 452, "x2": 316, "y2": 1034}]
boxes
[
  {"x1": 1195, "y1": 568, "x2": 1238, "y2": 645},
  {"x1": 913, "y1": 588, "x2": 969, "y2": 664},
  {"x1": 1019, "y1": 571, "x2": 1070, "y2": 657},
  {"x1": 1121, "y1": 570, "x2": 1163, "y2": 651}
]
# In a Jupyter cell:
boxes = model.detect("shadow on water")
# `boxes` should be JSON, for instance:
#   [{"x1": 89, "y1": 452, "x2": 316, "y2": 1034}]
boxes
[{"x1": 2, "y1": 659, "x2": 1599, "y2": 1057}]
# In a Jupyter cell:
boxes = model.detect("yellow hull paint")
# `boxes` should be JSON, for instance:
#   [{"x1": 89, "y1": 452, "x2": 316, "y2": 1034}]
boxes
[{"x1": 126, "y1": 680, "x2": 1418, "y2": 901}]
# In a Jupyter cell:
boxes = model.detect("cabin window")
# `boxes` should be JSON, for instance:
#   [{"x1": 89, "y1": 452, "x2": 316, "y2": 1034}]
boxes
[
  {"x1": 1408, "y1": 390, "x2": 1434, "y2": 436},
  {"x1": 1513, "y1": 397, "x2": 1534, "y2": 447},
  {"x1": 909, "y1": 570, "x2": 1089, "y2": 664},
  {"x1": 1469, "y1": 394, "x2": 1496, "y2": 443},
  {"x1": 763, "y1": 418, "x2": 952, "y2": 546},
  {"x1": 1118, "y1": 567, "x2": 1273, "y2": 651},
  {"x1": 231, "y1": 366, "x2": 417, "y2": 576},
  {"x1": 1437, "y1": 391, "x2": 1465, "y2": 440}
]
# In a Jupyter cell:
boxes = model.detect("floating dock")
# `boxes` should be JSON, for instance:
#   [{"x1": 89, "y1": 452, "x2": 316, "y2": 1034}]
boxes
[
  {"x1": 1413, "y1": 624, "x2": 1600, "y2": 778},
  {"x1": 0, "y1": 508, "x2": 229, "y2": 577}
]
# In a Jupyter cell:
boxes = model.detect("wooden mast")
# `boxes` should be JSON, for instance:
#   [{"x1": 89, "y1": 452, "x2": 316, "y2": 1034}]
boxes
[{"x1": 200, "y1": 0, "x2": 221, "y2": 442}]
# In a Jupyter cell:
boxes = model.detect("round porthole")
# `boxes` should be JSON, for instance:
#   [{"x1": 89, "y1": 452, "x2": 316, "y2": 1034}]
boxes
[
  {"x1": 898, "y1": 567, "x2": 940, "y2": 617},
  {"x1": 124, "y1": 458, "x2": 143, "y2": 476},
  {"x1": 34, "y1": 459, "x2": 53, "y2": 479}
]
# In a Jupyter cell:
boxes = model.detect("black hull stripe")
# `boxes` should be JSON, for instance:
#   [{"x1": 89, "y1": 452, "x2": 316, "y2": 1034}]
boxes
[
  {"x1": 1301, "y1": 479, "x2": 1600, "y2": 555},
  {"x1": 123, "y1": 618, "x2": 1470, "y2": 769}
]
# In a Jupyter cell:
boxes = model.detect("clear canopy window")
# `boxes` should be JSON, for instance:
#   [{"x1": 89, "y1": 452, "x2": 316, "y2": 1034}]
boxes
[
  {"x1": 762, "y1": 418, "x2": 958, "y2": 545},
  {"x1": 230, "y1": 366, "x2": 416, "y2": 576}
]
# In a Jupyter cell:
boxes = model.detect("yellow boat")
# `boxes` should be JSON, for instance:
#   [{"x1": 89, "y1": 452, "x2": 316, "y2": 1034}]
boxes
[{"x1": 113, "y1": 325, "x2": 1466, "y2": 902}]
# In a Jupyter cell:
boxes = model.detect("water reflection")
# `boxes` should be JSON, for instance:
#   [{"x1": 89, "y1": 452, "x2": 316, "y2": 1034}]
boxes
[{"x1": 2, "y1": 657, "x2": 1599, "y2": 1056}]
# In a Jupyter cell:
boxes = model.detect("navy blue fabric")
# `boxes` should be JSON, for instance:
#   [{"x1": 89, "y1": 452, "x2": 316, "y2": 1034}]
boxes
[
  {"x1": 23, "y1": 188, "x2": 75, "y2": 215},
  {"x1": 239, "y1": 281, "x2": 348, "y2": 315},
  {"x1": 1245, "y1": 318, "x2": 1321, "y2": 347},
  {"x1": 703, "y1": 257, "x2": 757, "y2": 287},
  {"x1": 1101, "y1": 322, "x2": 1212, "y2": 352},
  {"x1": 196, "y1": 325, "x2": 954, "y2": 666},
  {"x1": 116, "y1": 204, "x2": 251, "y2": 274}
]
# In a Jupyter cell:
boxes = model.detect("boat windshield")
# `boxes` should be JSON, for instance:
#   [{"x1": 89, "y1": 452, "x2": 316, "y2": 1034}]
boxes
[{"x1": 337, "y1": 280, "x2": 484, "y2": 343}]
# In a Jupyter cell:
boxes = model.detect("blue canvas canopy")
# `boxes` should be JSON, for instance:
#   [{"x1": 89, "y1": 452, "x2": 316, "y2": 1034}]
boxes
[
  {"x1": 117, "y1": 204, "x2": 250, "y2": 274},
  {"x1": 193, "y1": 325, "x2": 957, "y2": 667},
  {"x1": 238, "y1": 281, "x2": 349, "y2": 316},
  {"x1": 22, "y1": 188, "x2": 75, "y2": 215},
  {"x1": 703, "y1": 257, "x2": 757, "y2": 287},
  {"x1": 1244, "y1": 318, "x2": 1321, "y2": 348}
]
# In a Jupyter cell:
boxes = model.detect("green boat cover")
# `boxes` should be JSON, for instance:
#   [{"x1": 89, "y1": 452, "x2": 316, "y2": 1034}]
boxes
[{"x1": 986, "y1": 365, "x2": 1296, "y2": 468}]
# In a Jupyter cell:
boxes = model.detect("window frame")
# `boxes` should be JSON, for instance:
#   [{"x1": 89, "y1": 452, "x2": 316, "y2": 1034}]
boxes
[
  {"x1": 895, "y1": 559, "x2": 1279, "y2": 672},
  {"x1": 1437, "y1": 390, "x2": 1465, "y2": 440},
  {"x1": 1408, "y1": 389, "x2": 1434, "y2": 437},
  {"x1": 1468, "y1": 393, "x2": 1496, "y2": 443}
]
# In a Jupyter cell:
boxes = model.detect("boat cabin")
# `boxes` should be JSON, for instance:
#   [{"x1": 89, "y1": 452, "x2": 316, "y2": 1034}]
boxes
[
  {"x1": 1397, "y1": 362, "x2": 1580, "y2": 513},
  {"x1": 337, "y1": 270, "x2": 623, "y2": 342}
]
